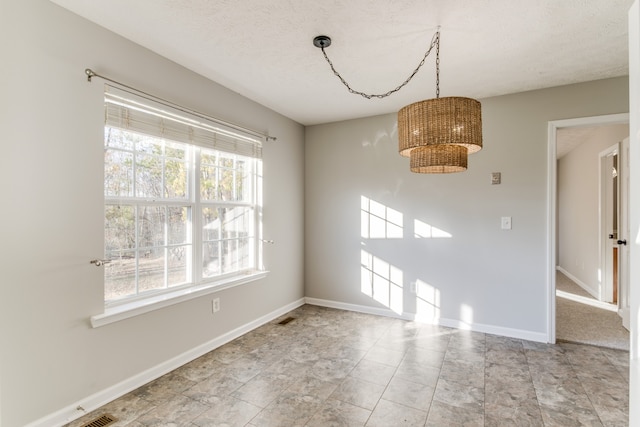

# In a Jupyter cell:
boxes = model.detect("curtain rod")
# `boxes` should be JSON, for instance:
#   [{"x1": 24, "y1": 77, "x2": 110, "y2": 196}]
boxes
[{"x1": 84, "y1": 68, "x2": 276, "y2": 142}]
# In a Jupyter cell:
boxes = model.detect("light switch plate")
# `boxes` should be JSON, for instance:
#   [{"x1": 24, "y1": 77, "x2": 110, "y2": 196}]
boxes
[{"x1": 501, "y1": 216, "x2": 512, "y2": 230}]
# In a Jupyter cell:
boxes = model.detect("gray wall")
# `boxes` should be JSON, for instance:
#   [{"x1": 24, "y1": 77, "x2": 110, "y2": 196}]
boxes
[
  {"x1": 305, "y1": 78, "x2": 629, "y2": 338},
  {"x1": 557, "y1": 124, "x2": 629, "y2": 296},
  {"x1": 0, "y1": 1, "x2": 304, "y2": 426}
]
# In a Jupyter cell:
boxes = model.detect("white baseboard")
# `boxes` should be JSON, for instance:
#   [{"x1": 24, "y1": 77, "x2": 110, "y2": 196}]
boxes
[
  {"x1": 26, "y1": 298, "x2": 305, "y2": 427},
  {"x1": 304, "y1": 297, "x2": 548, "y2": 343},
  {"x1": 556, "y1": 266, "x2": 599, "y2": 299}
]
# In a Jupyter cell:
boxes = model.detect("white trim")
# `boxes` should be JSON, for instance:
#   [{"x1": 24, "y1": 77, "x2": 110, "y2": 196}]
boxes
[
  {"x1": 547, "y1": 121, "x2": 558, "y2": 343},
  {"x1": 304, "y1": 297, "x2": 548, "y2": 343},
  {"x1": 26, "y1": 298, "x2": 305, "y2": 427},
  {"x1": 546, "y1": 113, "x2": 629, "y2": 344},
  {"x1": 91, "y1": 271, "x2": 269, "y2": 327}
]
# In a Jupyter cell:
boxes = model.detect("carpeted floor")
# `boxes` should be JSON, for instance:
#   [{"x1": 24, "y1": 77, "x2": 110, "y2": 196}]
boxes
[{"x1": 556, "y1": 271, "x2": 629, "y2": 351}]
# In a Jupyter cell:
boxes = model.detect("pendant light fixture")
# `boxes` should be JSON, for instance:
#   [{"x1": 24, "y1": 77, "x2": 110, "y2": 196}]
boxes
[{"x1": 313, "y1": 28, "x2": 482, "y2": 174}]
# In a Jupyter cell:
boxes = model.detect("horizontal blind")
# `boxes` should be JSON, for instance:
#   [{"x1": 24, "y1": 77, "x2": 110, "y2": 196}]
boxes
[{"x1": 104, "y1": 85, "x2": 262, "y2": 158}]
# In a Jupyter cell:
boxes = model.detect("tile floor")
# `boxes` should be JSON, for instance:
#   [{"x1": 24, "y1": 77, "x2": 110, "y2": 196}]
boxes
[{"x1": 66, "y1": 305, "x2": 629, "y2": 427}]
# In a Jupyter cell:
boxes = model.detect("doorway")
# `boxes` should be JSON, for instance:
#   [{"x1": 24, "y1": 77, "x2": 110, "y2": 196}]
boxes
[
  {"x1": 600, "y1": 144, "x2": 620, "y2": 305},
  {"x1": 547, "y1": 113, "x2": 629, "y2": 344}
]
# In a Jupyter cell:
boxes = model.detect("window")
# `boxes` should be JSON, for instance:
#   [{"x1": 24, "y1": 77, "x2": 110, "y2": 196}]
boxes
[{"x1": 103, "y1": 86, "x2": 262, "y2": 306}]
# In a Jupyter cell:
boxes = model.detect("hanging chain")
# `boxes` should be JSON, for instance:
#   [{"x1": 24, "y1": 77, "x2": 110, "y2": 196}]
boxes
[
  {"x1": 435, "y1": 31, "x2": 440, "y2": 99},
  {"x1": 318, "y1": 30, "x2": 440, "y2": 100}
]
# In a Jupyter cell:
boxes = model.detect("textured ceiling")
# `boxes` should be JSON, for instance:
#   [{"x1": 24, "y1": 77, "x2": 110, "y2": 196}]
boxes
[
  {"x1": 50, "y1": 0, "x2": 632, "y2": 126},
  {"x1": 557, "y1": 124, "x2": 629, "y2": 159}
]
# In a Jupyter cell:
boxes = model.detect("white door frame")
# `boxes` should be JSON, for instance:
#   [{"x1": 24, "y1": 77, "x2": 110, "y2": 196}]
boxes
[
  {"x1": 599, "y1": 143, "x2": 619, "y2": 304},
  {"x1": 546, "y1": 113, "x2": 629, "y2": 343}
]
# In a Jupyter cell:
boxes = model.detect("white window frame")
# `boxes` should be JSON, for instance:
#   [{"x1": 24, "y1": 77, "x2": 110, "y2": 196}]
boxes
[{"x1": 92, "y1": 85, "x2": 266, "y2": 327}]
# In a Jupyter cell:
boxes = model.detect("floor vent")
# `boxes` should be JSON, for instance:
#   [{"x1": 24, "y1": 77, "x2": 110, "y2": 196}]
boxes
[
  {"x1": 80, "y1": 414, "x2": 117, "y2": 427},
  {"x1": 278, "y1": 316, "x2": 295, "y2": 325}
]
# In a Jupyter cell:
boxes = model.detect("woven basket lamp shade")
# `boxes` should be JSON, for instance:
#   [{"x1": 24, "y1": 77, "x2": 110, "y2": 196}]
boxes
[
  {"x1": 398, "y1": 96, "x2": 482, "y2": 157},
  {"x1": 410, "y1": 144, "x2": 468, "y2": 174}
]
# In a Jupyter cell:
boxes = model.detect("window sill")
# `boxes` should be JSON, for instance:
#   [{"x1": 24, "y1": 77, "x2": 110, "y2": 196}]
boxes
[{"x1": 90, "y1": 271, "x2": 268, "y2": 328}]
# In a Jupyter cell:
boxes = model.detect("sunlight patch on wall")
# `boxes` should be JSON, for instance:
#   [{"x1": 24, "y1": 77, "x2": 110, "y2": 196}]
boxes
[
  {"x1": 361, "y1": 250, "x2": 403, "y2": 313},
  {"x1": 414, "y1": 219, "x2": 452, "y2": 238},
  {"x1": 361, "y1": 196, "x2": 403, "y2": 239},
  {"x1": 415, "y1": 279, "x2": 441, "y2": 323},
  {"x1": 460, "y1": 304, "x2": 474, "y2": 329}
]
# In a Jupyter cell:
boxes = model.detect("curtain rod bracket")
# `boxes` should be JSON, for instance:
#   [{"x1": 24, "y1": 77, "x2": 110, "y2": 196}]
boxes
[{"x1": 85, "y1": 68, "x2": 96, "y2": 82}]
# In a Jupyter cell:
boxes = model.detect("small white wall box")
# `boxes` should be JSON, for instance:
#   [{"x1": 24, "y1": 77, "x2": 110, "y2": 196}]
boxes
[{"x1": 501, "y1": 216, "x2": 512, "y2": 230}]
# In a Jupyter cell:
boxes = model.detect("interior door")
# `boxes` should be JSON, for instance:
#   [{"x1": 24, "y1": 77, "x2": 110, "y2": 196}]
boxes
[{"x1": 601, "y1": 144, "x2": 619, "y2": 304}]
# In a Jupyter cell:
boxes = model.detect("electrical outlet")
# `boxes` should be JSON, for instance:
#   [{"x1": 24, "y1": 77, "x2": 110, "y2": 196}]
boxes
[{"x1": 212, "y1": 298, "x2": 220, "y2": 313}]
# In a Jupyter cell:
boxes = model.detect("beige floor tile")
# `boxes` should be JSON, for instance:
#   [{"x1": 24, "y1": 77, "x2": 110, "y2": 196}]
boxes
[
  {"x1": 230, "y1": 371, "x2": 292, "y2": 407},
  {"x1": 425, "y1": 400, "x2": 483, "y2": 426},
  {"x1": 191, "y1": 395, "x2": 261, "y2": 427},
  {"x1": 182, "y1": 374, "x2": 244, "y2": 405},
  {"x1": 363, "y1": 345, "x2": 405, "y2": 367},
  {"x1": 484, "y1": 402, "x2": 544, "y2": 427},
  {"x1": 381, "y1": 376, "x2": 434, "y2": 411},
  {"x1": 538, "y1": 402, "x2": 603, "y2": 426},
  {"x1": 349, "y1": 359, "x2": 396, "y2": 386},
  {"x1": 366, "y1": 399, "x2": 427, "y2": 427},
  {"x1": 393, "y1": 358, "x2": 441, "y2": 387},
  {"x1": 249, "y1": 391, "x2": 323, "y2": 427},
  {"x1": 306, "y1": 398, "x2": 371, "y2": 427},
  {"x1": 135, "y1": 395, "x2": 209, "y2": 426},
  {"x1": 432, "y1": 378, "x2": 484, "y2": 411},
  {"x1": 132, "y1": 371, "x2": 197, "y2": 405},
  {"x1": 330, "y1": 377, "x2": 385, "y2": 410}
]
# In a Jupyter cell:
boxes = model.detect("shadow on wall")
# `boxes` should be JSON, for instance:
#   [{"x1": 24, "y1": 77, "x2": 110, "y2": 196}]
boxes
[{"x1": 359, "y1": 196, "x2": 472, "y2": 325}]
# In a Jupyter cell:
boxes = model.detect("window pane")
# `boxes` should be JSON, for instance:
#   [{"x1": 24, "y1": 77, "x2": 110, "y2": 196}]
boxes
[
  {"x1": 200, "y1": 164, "x2": 218, "y2": 201},
  {"x1": 104, "y1": 150, "x2": 133, "y2": 197},
  {"x1": 138, "y1": 247, "x2": 165, "y2": 293},
  {"x1": 168, "y1": 245, "x2": 188, "y2": 287},
  {"x1": 165, "y1": 142, "x2": 186, "y2": 160},
  {"x1": 168, "y1": 207, "x2": 188, "y2": 244},
  {"x1": 105, "y1": 127, "x2": 133, "y2": 150},
  {"x1": 222, "y1": 238, "x2": 251, "y2": 274},
  {"x1": 221, "y1": 239, "x2": 238, "y2": 273},
  {"x1": 235, "y1": 159, "x2": 247, "y2": 202},
  {"x1": 105, "y1": 205, "x2": 135, "y2": 251},
  {"x1": 221, "y1": 207, "x2": 251, "y2": 239},
  {"x1": 165, "y1": 159, "x2": 188, "y2": 199},
  {"x1": 200, "y1": 149, "x2": 218, "y2": 201},
  {"x1": 136, "y1": 137, "x2": 159, "y2": 154},
  {"x1": 164, "y1": 141, "x2": 188, "y2": 199},
  {"x1": 138, "y1": 206, "x2": 165, "y2": 249},
  {"x1": 104, "y1": 251, "x2": 136, "y2": 301},
  {"x1": 202, "y1": 208, "x2": 220, "y2": 240},
  {"x1": 136, "y1": 153, "x2": 163, "y2": 198},
  {"x1": 203, "y1": 242, "x2": 220, "y2": 277},
  {"x1": 219, "y1": 166, "x2": 235, "y2": 201}
]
